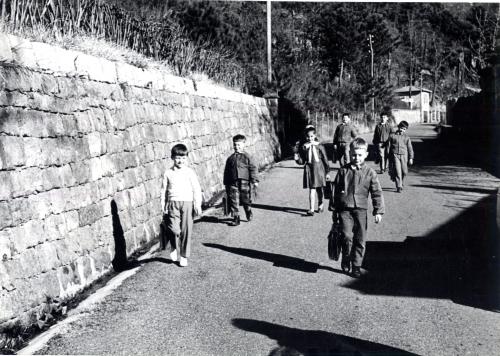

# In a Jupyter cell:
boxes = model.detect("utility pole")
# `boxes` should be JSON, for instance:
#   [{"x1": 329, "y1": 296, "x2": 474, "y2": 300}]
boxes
[
  {"x1": 267, "y1": 0, "x2": 272, "y2": 85},
  {"x1": 368, "y1": 34, "x2": 375, "y2": 119}
]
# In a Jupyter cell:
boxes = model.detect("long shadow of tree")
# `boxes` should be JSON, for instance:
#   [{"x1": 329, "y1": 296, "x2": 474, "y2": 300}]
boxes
[{"x1": 232, "y1": 318, "x2": 419, "y2": 356}]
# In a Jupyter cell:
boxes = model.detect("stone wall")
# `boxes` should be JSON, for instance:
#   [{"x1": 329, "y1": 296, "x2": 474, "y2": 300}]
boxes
[{"x1": 0, "y1": 33, "x2": 280, "y2": 327}]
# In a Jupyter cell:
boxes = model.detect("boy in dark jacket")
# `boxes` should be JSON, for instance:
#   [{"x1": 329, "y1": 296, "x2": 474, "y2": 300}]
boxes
[
  {"x1": 372, "y1": 112, "x2": 393, "y2": 173},
  {"x1": 333, "y1": 113, "x2": 358, "y2": 165},
  {"x1": 387, "y1": 121, "x2": 414, "y2": 193},
  {"x1": 223, "y1": 134, "x2": 259, "y2": 226},
  {"x1": 329, "y1": 137, "x2": 385, "y2": 278}
]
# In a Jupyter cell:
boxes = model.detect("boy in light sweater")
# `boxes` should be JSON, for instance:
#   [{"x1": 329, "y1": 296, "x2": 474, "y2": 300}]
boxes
[{"x1": 160, "y1": 144, "x2": 202, "y2": 267}]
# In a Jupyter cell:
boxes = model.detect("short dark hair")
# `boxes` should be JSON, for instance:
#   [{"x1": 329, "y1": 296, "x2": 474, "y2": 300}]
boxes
[
  {"x1": 380, "y1": 112, "x2": 390, "y2": 117},
  {"x1": 305, "y1": 126, "x2": 316, "y2": 135},
  {"x1": 171, "y1": 143, "x2": 188, "y2": 157},
  {"x1": 233, "y1": 134, "x2": 246, "y2": 142},
  {"x1": 342, "y1": 112, "x2": 350, "y2": 117},
  {"x1": 398, "y1": 120, "x2": 409, "y2": 129},
  {"x1": 350, "y1": 137, "x2": 368, "y2": 150}
]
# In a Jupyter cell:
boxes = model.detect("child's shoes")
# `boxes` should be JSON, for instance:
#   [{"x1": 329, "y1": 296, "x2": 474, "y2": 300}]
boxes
[
  {"x1": 229, "y1": 215, "x2": 241, "y2": 226},
  {"x1": 170, "y1": 249, "x2": 178, "y2": 262},
  {"x1": 244, "y1": 208, "x2": 253, "y2": 221},
  {"x1": 179, "y1": 257, "x2": 188, "y2": 267},
  {"x1": 341, "y1": 260, "x2": 350, "y2": 273},
  {"x1": 352, "y1": 266, "x2": 362, "y2": 278}
]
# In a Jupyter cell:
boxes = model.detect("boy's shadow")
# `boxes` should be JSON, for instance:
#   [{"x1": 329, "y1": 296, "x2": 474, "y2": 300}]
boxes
[
  {"x1": 232, "y1": 318, "x2": 418, "y2": 356},
  {"x1": 252, "y1": 203, "x2": 309, "y2": 216},
  {"x1": 204, "y1": 243, "x2": 342, "y2": 274},
  {"x1": 195, "y1": 215, "x2": 238, "y2": 226}
]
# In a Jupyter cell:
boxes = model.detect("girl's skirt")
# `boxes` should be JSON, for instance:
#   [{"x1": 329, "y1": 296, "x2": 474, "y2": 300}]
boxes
[{"x1": 303, "y1": 162, "x2": 326, "y2": 188}]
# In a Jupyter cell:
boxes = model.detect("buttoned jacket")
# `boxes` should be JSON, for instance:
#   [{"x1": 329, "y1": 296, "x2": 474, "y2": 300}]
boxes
[
  {"x1": 388, "y1": 131, "x2": 414, "y2": 159},
  {"x1": 373, "y1": 123, "x2": 393, "y2": 145},
  {"x1": 332, "y1": 163, "x2": 385, "y2": 215},
  {"x1": 333, "y1": 123, "x2": 357, "y2": 144},
  {"x1": 223, "y1": 151, "x2": 258, "y2": 185}
]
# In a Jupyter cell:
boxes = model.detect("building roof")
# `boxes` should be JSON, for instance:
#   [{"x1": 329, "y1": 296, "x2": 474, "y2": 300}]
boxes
[{"x1": 394, "y1": 86, "x2": 432, "y2": 95}]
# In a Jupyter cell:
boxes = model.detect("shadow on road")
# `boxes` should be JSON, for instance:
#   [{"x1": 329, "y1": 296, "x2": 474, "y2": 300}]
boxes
[
  {"x1": 232, "y1": 318, "x2": 419, "y2": 356},
  {"x1": 345, "y1": 194, "x2": 499, "y2": 312},
  {"x1": 204, "y1": 243, "x2": 341, "y2": 274},
  {"x1": 195, "y1": 215, "x2": 234, "y2": 225},
  {"x1": 138, "y1": 257, "x2": 174, "y2": 265},
  {"x1": 411, "y1": 184, "x2": 497, "y2": 195},
  {"x1": 252, "y1": 203, "x2": 309, "y2": 215}
]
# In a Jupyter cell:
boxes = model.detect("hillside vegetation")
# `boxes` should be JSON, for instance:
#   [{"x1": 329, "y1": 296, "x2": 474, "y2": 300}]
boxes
[{"x1": 1, "y1": 0, "x2": 498, "y2": 118}]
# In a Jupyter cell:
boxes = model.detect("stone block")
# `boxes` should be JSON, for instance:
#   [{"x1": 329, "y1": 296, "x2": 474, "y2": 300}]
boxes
[
  {"x1": 32, "y1": 272, "x2": 61, "y2": 300},
  {"x1": 0, "y1": 201, "x2": 12, "y2": 230},
  {"x1": 0, "y1": 90, "x2": 28, "y2": 107},
  {"x1": 48, "y1": 188, "x2": 66, "y2": 215},
  {"x1": 27, "y1": 193, "x2": 51, "y2": 221},
  {"x1": 0, "y1": 230, "x2": 13, "y2": 261},
  {"x1": 61, "y1": 116, "x2": 79, "y2": 137},
  {"x1": 65, "y1": 210, "x2": 80, "y2": 232},
  {"x1": 78, "y1": 203, "x2": 104, "y2": 227},
  {"x1": 9, "y1": 196, "x2": 32, "y2": 226},
  {"x1": 10, "y1": 167, "x2": 42, "y2": 198},
  {"x1": 88, "y1": 156, "x2": 103, "y2": 181},
  {"x1": 113, "y1": 190, "x2": 130, "y2": 211},
  {"x1": 40, "y1": 167, "x2": 58, "y2": 192},
  {"x1": 0, "y1": 135, "x2": 25, "y2": 168},
  {"x1": 36, "y1": 242, "x2": 60, "y2": 272},
  {"x1": 10, "y1": 221, "x2": 38, "y2": 253},
  {"x1": 76, "y1": 225, "x2": 96, "y2": 254},
  {"x1": 23, "y1": 137, "x2": 44, "y2": 167},
  {"x1": 74, "y1": 111, "x2": 94, "y2": 134},
  {"x1": 0, "y1": 171, "x2": 13, "y2": 201},
  {"x1": 86, "y1": 132, "x2": 103, "y2": 157},
  {"x1": 53, "y1": 240, "x2": 77, "y2": 267},
  {"x1": 74, "y1": 53, "x2": 117, "y2": 83}
]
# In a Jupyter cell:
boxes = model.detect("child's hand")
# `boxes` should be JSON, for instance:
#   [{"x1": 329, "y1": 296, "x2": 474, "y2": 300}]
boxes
[
  {"x1": 326, "y1": 174, "x2": 331, "y2": 181},
  {"x1": 194, "y1": 205, "x2": 202, "y2": 217},
  {"x1": 408, "y1": 158, "x2": 413, "y2": 165},
  {"x1": 253, "y1": 182, "x2": 259, "y2": 187},
  {"x1": 374, "y1": 214, "x2": 382, "y2": 224}
]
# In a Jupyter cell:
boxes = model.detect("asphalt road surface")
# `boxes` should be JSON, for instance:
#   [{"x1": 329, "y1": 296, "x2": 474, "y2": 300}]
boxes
[{"x1": 33, "y1": 124, "x2": 500, "y2": 356}]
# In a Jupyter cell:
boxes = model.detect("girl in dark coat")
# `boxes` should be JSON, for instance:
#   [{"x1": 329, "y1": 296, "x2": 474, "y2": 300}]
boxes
[{"x1": 294, "y1": 126, "x2": 330, "y2": 216}]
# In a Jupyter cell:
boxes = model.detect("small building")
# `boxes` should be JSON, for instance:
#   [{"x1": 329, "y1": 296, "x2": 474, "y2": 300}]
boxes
[{"x1": 392, "y1": 86, "x2": 434, "y2": 124}]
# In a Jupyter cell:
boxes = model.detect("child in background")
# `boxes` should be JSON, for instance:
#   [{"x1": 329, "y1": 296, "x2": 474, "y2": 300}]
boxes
[
  {"x1": 372, "y1": 112, "x2": 393, "y2": 173},
  {"x1": 223, "y1": 134, "x2": 259, "y2": 226},
  {"x1": 330, "y1": 137, "x2": 384, "y2": 278},
  {"x1": 294, "y1": 126, "x2": 330, "y2": 216},
  {"x1": 333, "y1": 113, "x2": 358, "y2": 166},
  {"x1": 160, "y1": 144, "x2": 202, "y2": 267},
  {"x1": 387, "y1": 121, "x2": 414, "y2": 193}
]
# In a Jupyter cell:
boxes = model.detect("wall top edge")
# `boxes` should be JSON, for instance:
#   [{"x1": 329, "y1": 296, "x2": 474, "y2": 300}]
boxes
[{"x1": 0, "y1": 32, "x2": 266, "y2": 104}]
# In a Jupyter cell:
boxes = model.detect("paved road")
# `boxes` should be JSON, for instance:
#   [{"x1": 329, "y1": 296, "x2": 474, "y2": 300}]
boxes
[{"x1": 34, "y1": 124, "x2": 500, "y2": 356}]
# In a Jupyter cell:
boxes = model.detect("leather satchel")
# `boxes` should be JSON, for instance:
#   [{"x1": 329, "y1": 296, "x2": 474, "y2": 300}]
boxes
[{"x1": 327, "y1": 215, "x2": 342, "y2": 261}]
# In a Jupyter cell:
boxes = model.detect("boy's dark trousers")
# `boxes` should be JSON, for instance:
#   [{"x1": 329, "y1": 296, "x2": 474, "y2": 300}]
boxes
[
  {"x1": 339, "y1": 208, "x2": 368, "y2": 267},
  {"x1": 226, "y1": 180, "x2": 252, "y2": 216}
]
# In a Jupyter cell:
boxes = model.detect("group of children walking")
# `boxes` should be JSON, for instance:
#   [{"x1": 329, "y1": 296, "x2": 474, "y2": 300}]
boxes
[{"x1": 159, "y1": 112, "x2": 413, "y2": 278}]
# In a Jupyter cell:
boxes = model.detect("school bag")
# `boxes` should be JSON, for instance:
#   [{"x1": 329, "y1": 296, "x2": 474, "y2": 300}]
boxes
[{"x1": 327, "y1": 213, "x2": 342, "y2": 261}]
